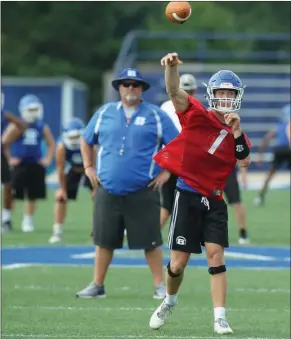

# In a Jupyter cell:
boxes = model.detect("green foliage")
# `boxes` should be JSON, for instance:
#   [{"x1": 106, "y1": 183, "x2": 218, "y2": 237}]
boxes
[
  {"x1": 142, "y1": 2, "x2": 253, "y2": 59},
  {"x1": 1, "y1": 2, "x2": 289, "y2": 111}
]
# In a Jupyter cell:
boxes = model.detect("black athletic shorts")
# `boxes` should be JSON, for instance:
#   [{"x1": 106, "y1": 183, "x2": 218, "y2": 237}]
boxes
[
  {"x1": 93, "y1": 186, "x2": 163, "y2": 250},
  {"x1": 272, "y1": 146, "x2": 291, "y2": 169},
  {"x1": 224, "y1": 170, "x2": 241, "y2": 204},
  {"x1": 66, "y1": 167, "x2": 92, "y2": 200},
  {"x1": 161, "y1": 174, "x2": 178, "y2": 213},
  {"x1": 168, "y1": 188, "x2": 228, "y2": 254},
  {"x1": 12, "y1": 162, "x2": 46, "y2": 200},
  {"x1": 1, "y1": 151, "x2": 11, "y2": 184}
]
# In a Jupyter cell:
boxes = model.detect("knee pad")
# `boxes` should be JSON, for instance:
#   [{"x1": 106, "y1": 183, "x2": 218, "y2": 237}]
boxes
[
  {"x1": 167, "y1": 262, "x2": 182, "y2": 278},
  {"x1": 208, "y1": 265, "x2": 226, "y2": 275}
]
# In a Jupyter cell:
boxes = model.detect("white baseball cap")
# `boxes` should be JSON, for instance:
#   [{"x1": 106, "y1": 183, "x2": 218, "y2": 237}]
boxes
[{"x1": 180, "y1": 74, "x2": 198, "y2": 90}]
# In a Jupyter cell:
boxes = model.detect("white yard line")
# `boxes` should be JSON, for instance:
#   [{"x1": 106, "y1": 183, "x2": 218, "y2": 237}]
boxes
[
  {"x1": 1, "y1": 264, "x2": 38, "y2": 270},
  {"x1": 8, "y1": 305, "x2": 290, "y2": 313},
  {"x1": 2, "y1": 334, "x2": 287, "y2": 339},
  {"x1": 2, "y1": 263, "x2": 289, "y2": 270},
  {"x1": 7, "y1": 284, "x2": 291, "y2": 294}
]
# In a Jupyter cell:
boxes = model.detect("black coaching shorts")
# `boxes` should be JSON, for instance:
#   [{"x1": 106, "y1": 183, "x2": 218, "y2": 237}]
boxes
[
  {"x1": 161, "y1": 174, "x2": 178, "y2": 213},
  {"x1": 168, "y1": 188, "x2": 229, "y2": 254},
  {"x1": 65, "y1": 167, "x2": 92, "y2": 200},
  {"x1": 272, "y1": 146, "x2": 291, "y2": 169},
  {"x1": 224, "y1": 170, "x2": 241, "y2": 205},
  {"x1": 1, "y1": 151, "x2": 11, "y2": 184},
  {"x1": 12, "y1": 162, "x2": 46, "y2": 200},
  {"x1": 92, "y1": 186, "x2": 163, "y2": 250}
]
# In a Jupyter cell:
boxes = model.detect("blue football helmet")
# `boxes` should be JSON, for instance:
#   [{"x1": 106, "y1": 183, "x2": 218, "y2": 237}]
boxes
[
  {"x1": 62, "y1": 118, "x2": 84, "y2": 150},
  {"x1": 205, "y1": 70, "x2": 245, "y2": 114},
  {"x1": 19, "y1": 94, "x2": 43, "y2": 122}
]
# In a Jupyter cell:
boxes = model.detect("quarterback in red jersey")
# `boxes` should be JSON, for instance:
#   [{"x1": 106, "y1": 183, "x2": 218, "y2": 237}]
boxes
[{"x1": 149, "y1": 53, "x2": 251, "y2": 335}]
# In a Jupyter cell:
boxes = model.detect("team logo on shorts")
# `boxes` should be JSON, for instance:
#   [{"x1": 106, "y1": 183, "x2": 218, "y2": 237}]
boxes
[
  {"x1": 176, "y1": 236, "x2": 186, "y2": 246},
  {"x1": 213, "y1": 189, "x2": 221, "y2": 196}
]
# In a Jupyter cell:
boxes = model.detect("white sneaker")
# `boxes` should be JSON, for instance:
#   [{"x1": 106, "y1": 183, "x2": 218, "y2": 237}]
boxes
[
  {"x1": 21, "y1": 221, "x2": 34, "y2": 233},
  {"x1": 214, "y1": 318, "x2": 233, "y2": 334},
  {"x1": 253, "y1": 196, "x2": 263, "y2": 207},
  {"x1": 149, "y1": 299, "x2": 176, "y2": 329},
  {"x1": 238, "y1": 237, "x2": 250, "y2": 245},
  {"x1": 49, "y1": 233, "x2": 62, "y2": 244}
]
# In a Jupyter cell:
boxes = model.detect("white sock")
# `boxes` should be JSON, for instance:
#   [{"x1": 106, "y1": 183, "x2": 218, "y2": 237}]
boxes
[
  {"x1": 2, "y1": 209, "x2": 11, "y2": 223},
  {"x1": 165, "y1": 292, "x2": 178, "y2": 305},
  {"x1": 53, "y1": 223, "x2": 62, "y2": 235},
  {"x1": 23, "y1": 215, "x2": 33, "y2": 225},
  {"x1": 214, "y1": 307, "x2": 226, "y2": 320}
]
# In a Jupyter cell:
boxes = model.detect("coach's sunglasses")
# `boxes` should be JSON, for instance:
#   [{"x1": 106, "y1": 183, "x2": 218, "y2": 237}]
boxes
[{"x1": 121, "y1": 81, "x2": 142, "y2": 88}]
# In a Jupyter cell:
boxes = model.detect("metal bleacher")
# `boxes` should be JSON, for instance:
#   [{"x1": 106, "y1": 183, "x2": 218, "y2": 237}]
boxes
[{"x1": 108, "y1": 31, "x2": 290, "y2": 171}]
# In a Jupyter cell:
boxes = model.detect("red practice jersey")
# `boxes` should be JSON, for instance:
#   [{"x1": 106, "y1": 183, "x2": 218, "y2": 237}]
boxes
[{"x1": 154, "y1": 96, "x2": 251, "y2": 199}]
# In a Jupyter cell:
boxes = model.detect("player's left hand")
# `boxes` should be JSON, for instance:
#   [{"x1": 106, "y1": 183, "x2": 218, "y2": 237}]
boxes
[
  {"x1": 39, "y1": 157, "x2": 51, "y2": 167},
  {"x1": 148, "y1": 170, "x2": 171, "y2": 191},
  {"x1": 224, "y1": 113, "x2": 241, "y2": 133}
]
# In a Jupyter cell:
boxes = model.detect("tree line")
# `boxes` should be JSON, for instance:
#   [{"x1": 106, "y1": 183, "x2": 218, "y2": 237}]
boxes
[{"x1": 2, "y1": 2, "x2": 289, "y2": 111}]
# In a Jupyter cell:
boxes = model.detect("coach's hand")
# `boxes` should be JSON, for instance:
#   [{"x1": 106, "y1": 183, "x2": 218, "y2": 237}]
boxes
[
  {"x1": 55, "y1": 188, "x2": 67, "y2": 202},
  {"x1": 91, "y1": 186, "x2": 97, "y2": 201},
  {"x1": 148, "y1": 170, "x2": 171, "y2": 191},
  {"x1": 85, "y1": 166, "x2": 100, "y2": 189},
  {"x1": 9, "y1": 157, "x2": 21, "y2": 167},
  {"x1": 161, "y1": 53, "x2": 183, "y2": 67}
]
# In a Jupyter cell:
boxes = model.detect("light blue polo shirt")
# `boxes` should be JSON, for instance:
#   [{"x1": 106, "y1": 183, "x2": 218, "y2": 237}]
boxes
[{"x1": 82, "y1": 101, "x2": 179, "y2": 195}]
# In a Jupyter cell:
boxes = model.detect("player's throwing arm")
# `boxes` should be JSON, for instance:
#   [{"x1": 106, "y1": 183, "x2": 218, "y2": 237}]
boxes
[{"x1": 161, "y1": 53, "x2": 189, "y2": 113}]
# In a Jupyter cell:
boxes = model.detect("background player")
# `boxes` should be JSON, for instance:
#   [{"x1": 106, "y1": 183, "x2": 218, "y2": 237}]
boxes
[
  {"x1": 254, "y1": 103, "x2": 290, "y2": 206},
  {"x1": 160, "y1": 74, "x2": 197, "y2": 227},
  {"x1": 1, "y1": 92, "x2": 28, "y2": 232},
  {"x1": 2, "y1": 94, "x2": 55, "y2": 232},
  {"x1": 49, "y1": 118, "x2": 92, "y2": 244},
  {"x1": 160, "y1": 73, "x2": 197, "y2": 131},
  {"x1": 149, "y1": 53, "x2": 251, "y2": 334},
  {"x1": 224, "y1": 167, "x2": 250, "y2": 244}
]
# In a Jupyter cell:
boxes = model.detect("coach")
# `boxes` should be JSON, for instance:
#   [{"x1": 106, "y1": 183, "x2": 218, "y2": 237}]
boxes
[{"x1": 76, "y1": 68, "x2": 179, "y2": 299}]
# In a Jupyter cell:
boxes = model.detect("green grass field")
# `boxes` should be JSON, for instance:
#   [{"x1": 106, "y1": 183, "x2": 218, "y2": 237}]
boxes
[{"x1": 2, "y1": 189, "x2": 291, "y2": 339}]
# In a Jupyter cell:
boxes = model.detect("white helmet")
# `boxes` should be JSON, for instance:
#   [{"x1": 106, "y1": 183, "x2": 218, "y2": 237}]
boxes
[
  {"x1": 19, "y1": 94, "x2": 43, "y2": 122},
  {"x1": 180, "y1": 74, "x2": 198, "y2": 91},
  {"x1": 62, "y1": 118, "x2": 85, "y2": 150}
]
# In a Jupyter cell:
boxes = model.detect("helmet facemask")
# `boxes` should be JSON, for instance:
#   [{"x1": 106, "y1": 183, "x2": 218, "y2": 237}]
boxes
[
  {"x1": 207, "y1": 86, "x2": 244, "y2": 114},
  {"x1": 63, "y1": 129, "x2": 83, "y2": 150},
  {"x1": 20, "y1": 103, "x2": 43, "y2": 123}
]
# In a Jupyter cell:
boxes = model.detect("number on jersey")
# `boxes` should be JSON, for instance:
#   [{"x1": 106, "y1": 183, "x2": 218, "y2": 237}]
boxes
[
  {"x1": 23, "y1": 129, "x2": 39, "y2": 146},
  {"x1": 208, "y1": 129, "x2": 228, "y2": 155}
]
